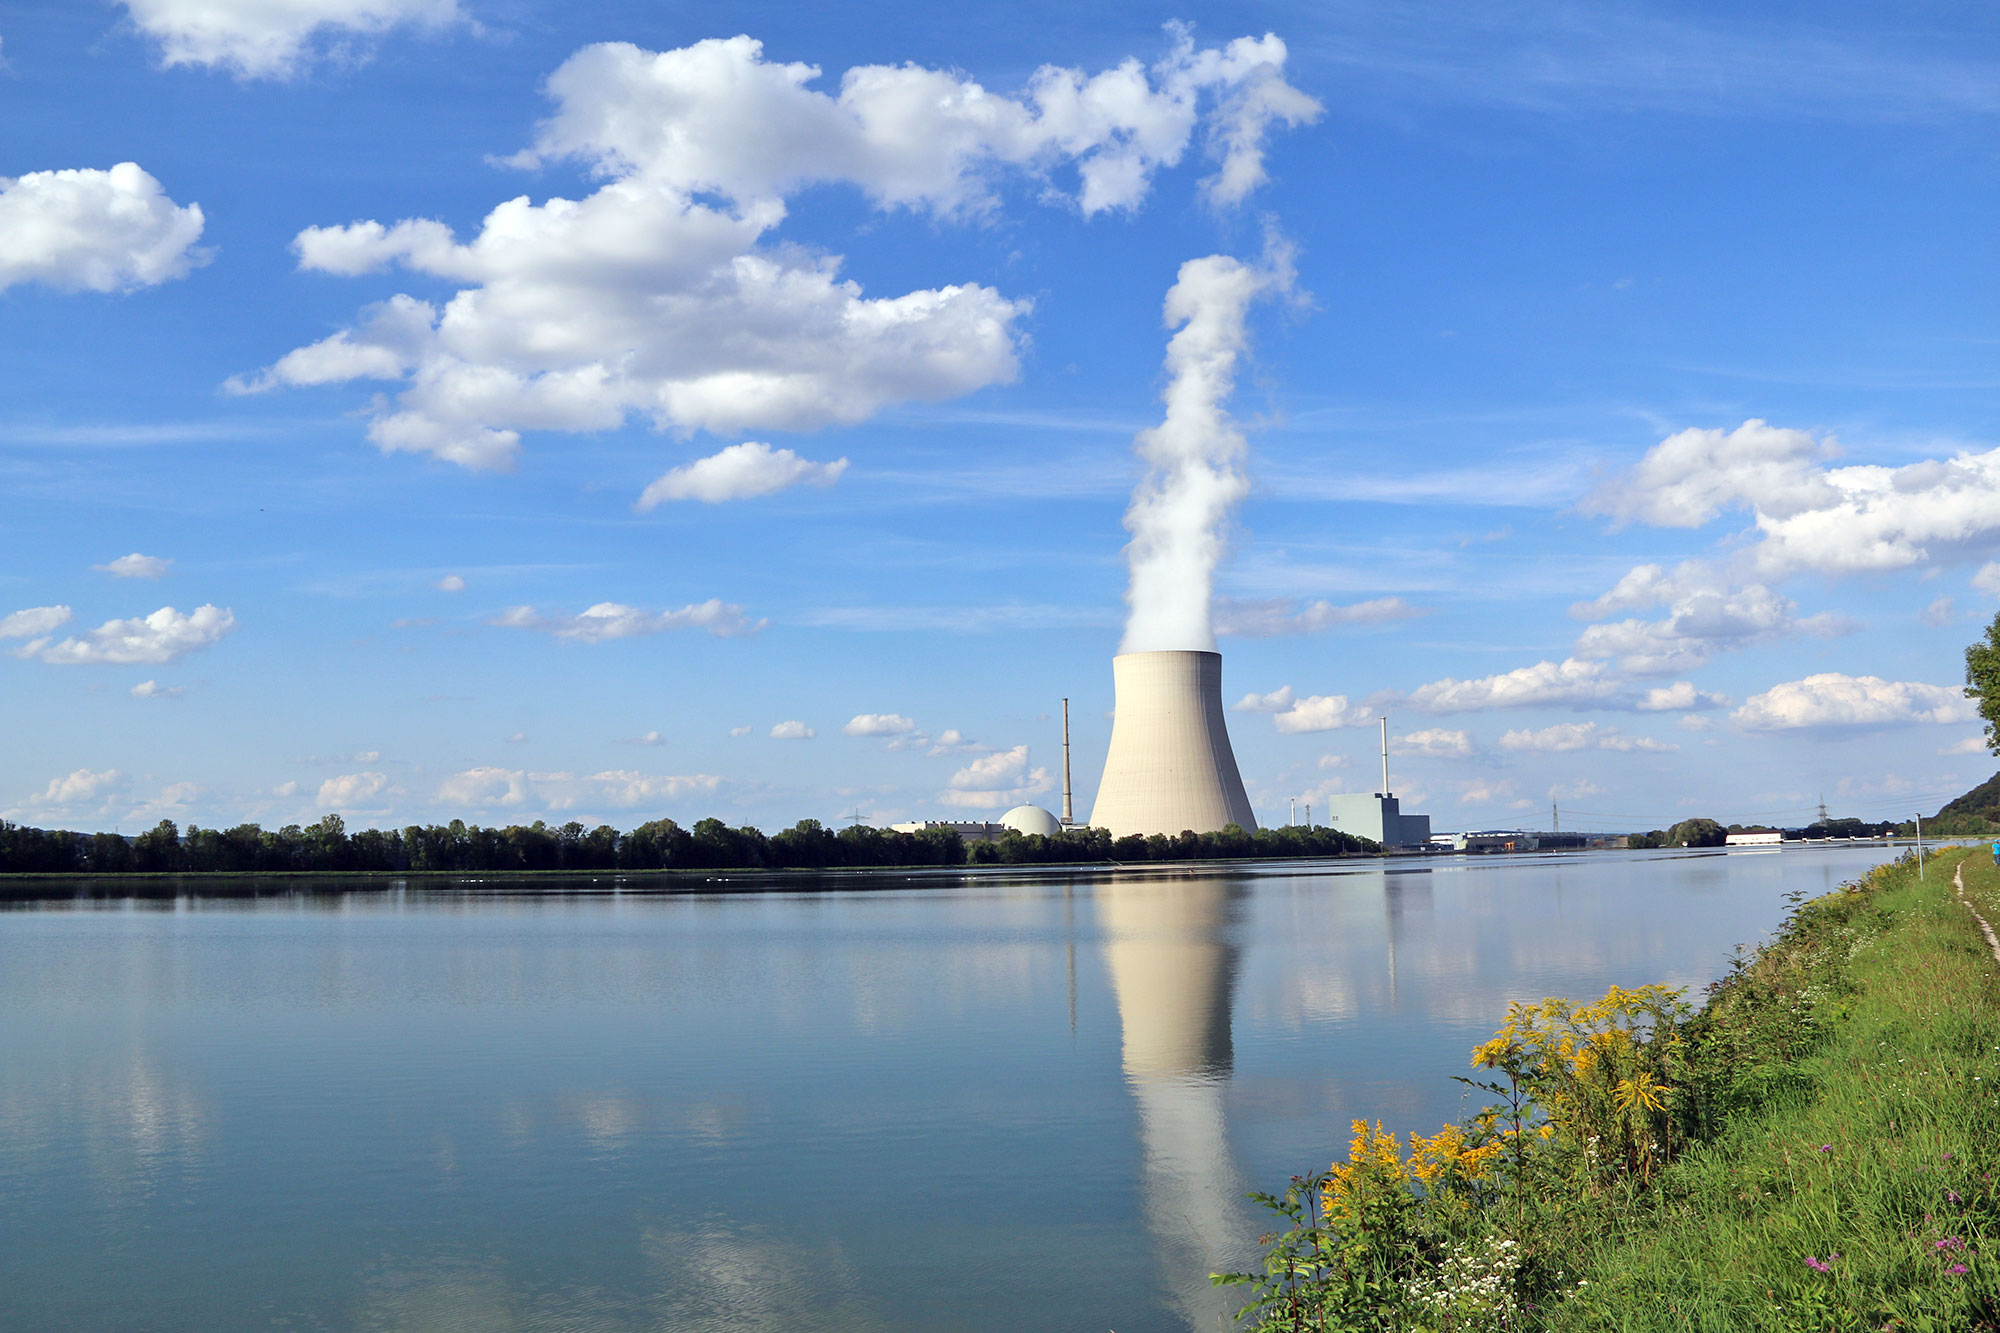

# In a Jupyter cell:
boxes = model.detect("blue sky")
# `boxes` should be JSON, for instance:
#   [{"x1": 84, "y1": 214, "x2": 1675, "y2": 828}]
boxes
[{"x1": 4, "y1": 0, "x2": 1999, "y2": 836}]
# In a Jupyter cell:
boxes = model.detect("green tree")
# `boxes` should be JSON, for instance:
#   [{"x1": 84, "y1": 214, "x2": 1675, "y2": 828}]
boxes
[
  {"x1": 1968, "y1": 610, "x2": 2000, "y2": 753},
  {"x1": 1664, "y1": 817, "x2": 1726, "y2": 848},
  {"x1": 133, "y1": 819, "x2": 182, "y2": 872}
]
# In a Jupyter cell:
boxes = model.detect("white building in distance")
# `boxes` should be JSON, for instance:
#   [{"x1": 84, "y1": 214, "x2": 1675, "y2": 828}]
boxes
[{"x1": 890, "y1": 804, "x2": 1062, "y2": 843}]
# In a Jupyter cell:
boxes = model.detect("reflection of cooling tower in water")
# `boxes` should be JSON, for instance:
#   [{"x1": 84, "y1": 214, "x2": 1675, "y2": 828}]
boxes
[
  {"x1": 1092, "y1": 651, "x2": 1258, "y2": 839},
  {"x1": 1099, "y1": 875, "x2": 1255, "y2": 1330}
]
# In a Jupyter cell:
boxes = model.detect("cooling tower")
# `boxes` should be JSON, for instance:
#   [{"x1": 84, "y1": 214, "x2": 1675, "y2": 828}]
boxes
[{"x1": 1091, "y1": 650, "x2": 1258, "y2": 838}]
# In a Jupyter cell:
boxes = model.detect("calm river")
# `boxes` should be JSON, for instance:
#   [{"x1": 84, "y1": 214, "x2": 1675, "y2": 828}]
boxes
[{"x1": 0, "y1": 844, "x2": 1901, "y2": 1332}]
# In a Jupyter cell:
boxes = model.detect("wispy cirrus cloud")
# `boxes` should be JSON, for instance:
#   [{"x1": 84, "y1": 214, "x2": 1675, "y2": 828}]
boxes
[
  {"x1": 492, "y1": 600, "x2": 763, "y2": 641},
  {"x1": 435, "y1": 766, "x2": 721, "y2": 810},
  {"x1": 1215, "y1": 595, "x2": 1426, "y2": 637}
]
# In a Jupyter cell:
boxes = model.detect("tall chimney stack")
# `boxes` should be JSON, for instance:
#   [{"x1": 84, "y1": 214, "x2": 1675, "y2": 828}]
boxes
[{"x1": 1061, "y1": 697, "x2": 1074, "y2": 827}]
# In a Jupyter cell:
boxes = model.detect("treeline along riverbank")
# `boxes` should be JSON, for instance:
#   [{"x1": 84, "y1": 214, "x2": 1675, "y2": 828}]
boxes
[
  {"x1": 1221, "y1": 846, "x2": 2000, "y2": 1331},
  {"x1": 0, "y1": 813, "x2": 1373, "y2": 877}
]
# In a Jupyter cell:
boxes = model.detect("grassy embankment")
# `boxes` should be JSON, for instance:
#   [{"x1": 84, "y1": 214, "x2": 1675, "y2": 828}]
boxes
[{"x1": 1222, "y1": 846, "x2": 2000, "y2": 1331}]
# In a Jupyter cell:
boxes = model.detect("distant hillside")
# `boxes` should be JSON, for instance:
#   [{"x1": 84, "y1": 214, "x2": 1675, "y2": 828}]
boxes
[{"x1": 1933, "y1": 769, "x2": 2000, "y2": 831}]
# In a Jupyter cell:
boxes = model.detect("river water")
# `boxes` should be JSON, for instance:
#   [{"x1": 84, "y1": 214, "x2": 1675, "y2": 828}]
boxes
[{"x1": 0, "y1": 844, "x2": 1900, "y2": 1332}]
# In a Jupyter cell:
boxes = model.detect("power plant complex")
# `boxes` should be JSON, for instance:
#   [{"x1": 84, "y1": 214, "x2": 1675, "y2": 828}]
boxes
[{"x1": 896, "y1": 647, "x2": 1433, "y2": 846}]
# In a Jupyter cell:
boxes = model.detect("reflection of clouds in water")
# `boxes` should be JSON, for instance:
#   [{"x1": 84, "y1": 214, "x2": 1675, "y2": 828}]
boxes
[
  {"x1": 352, "y1": 1226, "x2": 880, "y2": 1332},
  {"x1": 0, "y1": 1047, "x2": 204, "y2": 1199},
  {"x1": 355, "y1": 1258, "x2": 524, "y2": 1332},
  {"x1": 638, "y1": 1225, "x2": 878, "y2": 1332},
  {"x1": 491, "y1": 1094, "x2": 752, "y2": 1152},
  {"x1": 1098, "y1": 875, "x2": 1257, "y2": 1330},
  {"x1": 575, "y1": 1095, "x2": 641, "y2": 1152}
]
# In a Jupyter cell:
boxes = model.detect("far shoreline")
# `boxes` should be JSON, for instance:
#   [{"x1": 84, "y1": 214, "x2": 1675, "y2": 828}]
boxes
[{"x1": 0, "y1": 839, "x2": 1932, "y2": 899}]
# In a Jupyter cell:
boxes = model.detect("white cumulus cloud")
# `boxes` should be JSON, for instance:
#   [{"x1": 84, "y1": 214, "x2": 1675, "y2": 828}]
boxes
[
  {"x1": 927, "y1": 729, "x2": 988, "y2": 756},
  {"x1": 0, "y1": 606, "x2": 74, "y2": 640},
  {"x1": 1499, "y1": 722, "x2": 1676, "y2": 753},
  {"x1": 1406, "y1": 658, "x2": 1614, "y2": 713},
  {"x1": 436, "y1": 574, "x2": 466, "y2": 592},
  {"x1": 120, "y1": 0, "x2": 465, "y2": 79},
  {"x1": 769, "y1": 720, "x2": 816, "y2": 740},
  {"x1": 13, "y1": 604, "x2": 235, "y2": 665},
  {"x1": 318, "y1": 771, "x2": 390, "y2": 809},
  {"x1": 1588, "y1": 418, "x2": 2000, "y2": 582},
  {"x1": 0, "y1": 163, "x2": 207, "y2": 294},
  {"x1": 236, "y1": 29, "x2": 1313, "y2": 475},
  {"x1": 1272, "y1": 694, "x2": 1375, "y2": 734},
  {"x1": 130, "y1": 679, "x2": 184, "y2": 699},
  {"x1": 1454, "y1": 778, "x2": 1526, "y2": 809},
  {"x1": 1571, "y1": 563, "x2": 1856, "y2": 675},
  {"x1": 1733, "y1": 673, "x2": 1976, "y2": 730},
  {"x1": 1214, "y1": 595, "x2": 1426, "y2": 636},
  {"x1": 1584, "y1": 419, "x2": 1839, "y2": 530},
  {"x1": 940, "y1": 744, "x2": 1053, "y2": 809},
  {"x1": 843, "y1": 713, "x2": 918, "y2": 737},
  {"x1": 1636, "y1": 681, "x2": 1731, "y2": 712},
  {"x1": 94, "y1": 553, "x2": 172, "y2": 579},
  {"x1": 637, "y1": 442, "x2": 848, "y2": 508},
  {"x1": 1234, "y1": 685, "x2": 1295, "y2": 712},
  {"x1": 491, "y1": 599, "x2": 763, "y2": 641},
  {"x1": 1396, "y1": 728, "x2": 1473, "y2": 757},
  {"x1": 31, "y1": 768, "x2": 125, "y2": 808}
]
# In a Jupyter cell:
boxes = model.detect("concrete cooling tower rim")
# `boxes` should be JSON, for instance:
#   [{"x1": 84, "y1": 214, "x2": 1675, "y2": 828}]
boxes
[{"x1": 1090, "y1": 649, "x2": 1258, "y2": 839}]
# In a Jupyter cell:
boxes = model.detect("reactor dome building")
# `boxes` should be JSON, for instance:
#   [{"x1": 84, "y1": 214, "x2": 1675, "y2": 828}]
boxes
[{"x1": 1090, "y1": 649, "x2": 1258, "y2": 839}]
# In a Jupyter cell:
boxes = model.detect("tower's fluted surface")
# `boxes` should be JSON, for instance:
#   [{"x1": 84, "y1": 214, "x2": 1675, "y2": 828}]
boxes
[{"x1": 1091, "y1": 650, "x2": 1257, "y2": 838}]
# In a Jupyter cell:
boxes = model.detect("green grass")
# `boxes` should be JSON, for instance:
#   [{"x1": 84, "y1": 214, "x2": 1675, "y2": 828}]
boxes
[
  {"x1": 1548, "y1": 848, "x2": 2000, "y2": 1331},
  {"x1": 1224, "y1": 848, "x2": 2000, "y2": 1331}
]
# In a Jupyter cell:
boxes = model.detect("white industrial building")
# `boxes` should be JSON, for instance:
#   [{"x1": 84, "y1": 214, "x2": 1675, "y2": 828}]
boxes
[
  {"x1": 1321, "y1": 793, "x2": 1432, "y2": 849},
  {"x1": 1091, "y1": 650, "x2": 1258, "y2": 839},
  {"x1": 890, "y1": 804, "x2": 1062, "y2": 843}
]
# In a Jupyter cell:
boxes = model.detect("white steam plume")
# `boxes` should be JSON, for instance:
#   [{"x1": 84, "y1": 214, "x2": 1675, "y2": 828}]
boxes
[{"x1": 1120, "y1": 246, "x2": 1288, "y2": 653}]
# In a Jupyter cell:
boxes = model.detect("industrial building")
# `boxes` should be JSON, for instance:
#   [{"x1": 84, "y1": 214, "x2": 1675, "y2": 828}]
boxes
[
  {"x1": 890, "y1": 804, "x2": 1062, "y2": 843},
  {"x1": 1322, "y1": 793, "x2": 1432, "y2": 850},
  {"x1": 1427, "y1": 830, "x2": 1590, "y2": 853},
  {"x1": 1090, "y1": 650, "x2": 1258, "y2": 839},
  {"x1": 1314, "y1": 718, "x2": 1434, "y2": 850}
]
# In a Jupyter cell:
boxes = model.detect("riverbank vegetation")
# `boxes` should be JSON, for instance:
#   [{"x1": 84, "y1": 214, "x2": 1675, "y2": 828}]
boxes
[
  {"x1": 1220, "y1": 847, "x2": 2000, "y2": 1330},
  {"x1": 0, "y1": 814, "x2": 1371, "y2": 876}
]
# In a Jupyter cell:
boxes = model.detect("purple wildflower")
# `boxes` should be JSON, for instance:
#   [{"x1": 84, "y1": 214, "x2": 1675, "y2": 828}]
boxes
[
  {"x1": 1805, "y1": 1256, "x2": 1832, "y2": 1273},
  {"x1": 1948, "y1": 1190, "x2": 1964, "y2": 1204},
  {"x1": 1819, "y1": 1144, "x2": 1834, "y2": 1153},
  {"x1": 1948, "y1": 1263, "x2": 1970, "y2": 1276},
  {"x1": 1937, "y1": 1237, "x2": 1966, "y2": 1252}
]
